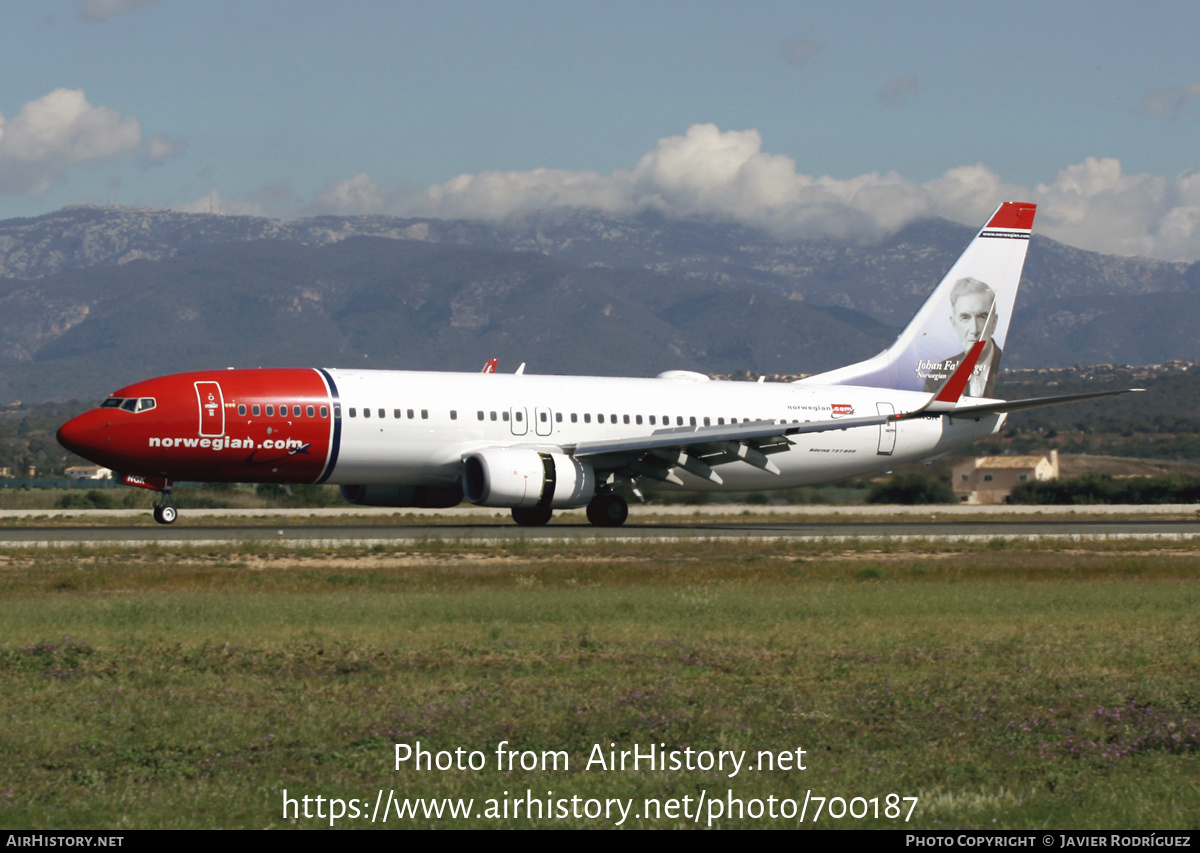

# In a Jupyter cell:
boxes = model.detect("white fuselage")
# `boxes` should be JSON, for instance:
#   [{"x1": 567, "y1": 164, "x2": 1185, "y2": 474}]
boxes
[{"x1": 327, "y1": 369, "x2": 1003, "y2": 489}]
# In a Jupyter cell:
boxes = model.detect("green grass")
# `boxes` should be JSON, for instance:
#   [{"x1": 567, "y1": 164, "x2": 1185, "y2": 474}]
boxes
[{"x1": 1, "y1": 539, "x2": 1199, "y2": 829}]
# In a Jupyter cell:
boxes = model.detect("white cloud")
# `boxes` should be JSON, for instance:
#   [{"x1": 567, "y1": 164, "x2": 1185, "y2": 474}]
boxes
[
  {"x1": 779, "y1": 38, "x2": 826, "y2": 68},
  {"x1": 139, "y1": 133, "x2": 187, "y2": 168},
  {"x1": 312, "y1": 173, "x2": 393, "y2": 215},
  {"x1": 1138, "y1": 82, "x2": 1200, "y2": 121},
  {"x1": 878, "y1": 73, "x2": 919, "y2": 108},
  {"x1": 174, "y1": 188, "x2": 264, "y2": 217},
  {"x1": 229, "y1": 124, "x2": 1197, "y2": 262},
  {"x1": 410, "y1": 125, "x2": 1200, "y2": 260},
  {"x1": 0, "y1": 88, "x2": 142, "y2": 195},
  {"x1": 77, "y1": 0, "x2": 156, "y2": 22}
]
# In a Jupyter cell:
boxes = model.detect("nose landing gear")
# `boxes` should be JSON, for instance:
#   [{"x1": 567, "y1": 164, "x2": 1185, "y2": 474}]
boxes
[{"x1": 152, "y1": 485, "x2": 176, "y2": 525}]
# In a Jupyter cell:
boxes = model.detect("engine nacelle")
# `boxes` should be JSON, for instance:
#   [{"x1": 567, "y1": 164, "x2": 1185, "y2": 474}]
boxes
[
  {"x1": 340, "y1": 484, "x2": 463, "y2": 508},
  {"x1": 462, "y1": 449, "x2": 595, "y2": 509}
]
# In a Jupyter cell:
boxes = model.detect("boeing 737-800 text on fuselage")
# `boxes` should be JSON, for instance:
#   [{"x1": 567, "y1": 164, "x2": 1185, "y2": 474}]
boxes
[{"x1": 56, "y1": 203, "x2": 1134, "y2": 526}]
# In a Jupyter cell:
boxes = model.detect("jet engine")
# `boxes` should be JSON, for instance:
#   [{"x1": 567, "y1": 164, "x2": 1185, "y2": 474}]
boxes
[
  {"x1": 340, "y1": 484, "x2": 464, "y2": 508},
  {"x1": 461, "y1": 449, "x2": 595, "y2": 509}
]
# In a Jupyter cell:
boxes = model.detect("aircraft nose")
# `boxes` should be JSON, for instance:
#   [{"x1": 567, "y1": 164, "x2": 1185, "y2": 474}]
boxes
[{"x1": 57, "y1": 410, "x2": 110, "y2": 462}]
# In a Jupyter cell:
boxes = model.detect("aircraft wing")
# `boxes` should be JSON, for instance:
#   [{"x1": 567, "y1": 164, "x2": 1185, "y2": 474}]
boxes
[
  {"x1": 566, "y1": 414, "x2": 891, "y2": 484},
  {"x1": 899, "y1": 387, "x2": 1143, "y2": 420},
  {"x1": 568, "y1": 414, "x2": 887, "y2": 459},
  {"x1": 565, "y1": 345, "x2": 1139, "y2": 485},
  {"x1": 567, "y1": 343, "x2": 994, "y2": 481}
]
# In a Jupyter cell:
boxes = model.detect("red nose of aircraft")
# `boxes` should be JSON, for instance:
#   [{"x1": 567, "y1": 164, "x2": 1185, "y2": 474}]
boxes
[{"x1": 57, "y1": 409, "x2": 115, "y2": 468}]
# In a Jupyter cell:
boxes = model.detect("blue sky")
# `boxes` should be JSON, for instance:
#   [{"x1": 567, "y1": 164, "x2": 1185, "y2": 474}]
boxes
[{"x1": 2, "y1": 0, "x2": 1199, "y2": 259}]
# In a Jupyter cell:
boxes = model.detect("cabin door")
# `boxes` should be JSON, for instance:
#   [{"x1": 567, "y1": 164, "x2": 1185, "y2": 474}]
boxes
[
  {"x1": 195, "y1": 381, "x2": 226, "y2": 437},
  {"x1": 876, "y1": 402, "x2": 896, "y2": 455}
]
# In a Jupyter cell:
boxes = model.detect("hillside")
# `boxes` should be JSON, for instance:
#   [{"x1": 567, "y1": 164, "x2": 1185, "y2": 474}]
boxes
[
  {"x1": 0, "y1": 237, "x2": 896, "y2": 403},
  {"x1": 1, "y1": 205, "x2": 1198, "y2": 402}
]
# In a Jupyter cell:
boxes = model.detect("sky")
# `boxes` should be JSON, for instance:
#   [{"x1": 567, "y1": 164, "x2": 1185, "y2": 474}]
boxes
[{"x1": 2, "y1": 0, "x2": 1199, "y2": 260}]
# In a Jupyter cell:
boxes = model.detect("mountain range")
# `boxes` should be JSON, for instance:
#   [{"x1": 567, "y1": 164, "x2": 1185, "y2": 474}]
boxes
[{"x1": 0, "y1": 205, "x2": 1196, "y2": 403}]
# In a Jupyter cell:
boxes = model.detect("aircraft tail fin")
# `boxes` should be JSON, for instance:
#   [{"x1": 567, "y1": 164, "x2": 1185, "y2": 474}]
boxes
[{"x1": 799, "y1": 201, "x2": 1036, "y2": 398}]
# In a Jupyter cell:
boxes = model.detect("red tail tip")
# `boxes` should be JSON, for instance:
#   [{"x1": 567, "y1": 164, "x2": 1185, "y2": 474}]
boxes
[{"x1": 986, "y1": 202, "x2": 1037, "y2": 230}]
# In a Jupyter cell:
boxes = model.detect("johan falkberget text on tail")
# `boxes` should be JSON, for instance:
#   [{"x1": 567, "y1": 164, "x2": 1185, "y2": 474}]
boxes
[{"x1": 56, "y1": 202, "x2": 1138, "y2": 527}]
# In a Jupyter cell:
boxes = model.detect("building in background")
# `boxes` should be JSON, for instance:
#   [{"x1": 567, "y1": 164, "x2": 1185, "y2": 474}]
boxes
[
  {"x1": 65, "y1": 465, "x2": 113, "y2": 480},
  {"x1": 952, "y1": 451, "x2": 1059, "y2": 504}
]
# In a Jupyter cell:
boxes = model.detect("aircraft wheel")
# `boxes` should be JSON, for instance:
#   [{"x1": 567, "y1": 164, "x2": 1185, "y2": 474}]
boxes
[
  {"x1": 586, "y1": 494, "x2": 628, "y2": 527},
  {"x1": 511, "y1": 506, "x2": 553, "y2": 527},
  {"x1": 153, "y1": 505, "x2": 178, "y2": 525}
]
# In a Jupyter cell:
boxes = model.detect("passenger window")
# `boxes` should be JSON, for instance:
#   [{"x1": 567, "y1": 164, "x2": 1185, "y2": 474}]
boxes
[
  {"x1": 636, "y1": 415, "x2": 642, "y2": 425},
  {"x1": 490, "y1": 411, "x2": 497, "y2": 421},
  {"x1": 610, "y1": 414, "x2": 617, "y2": 423},
  {"x1": 556, "y1": 413, "x2": 563, "y2": 423},
  {"x1": 374, "y1": 408, "x2": 382, "y2": 419},
  {"x1": 718, "y1": 417, "x2": 724, "y2": 425},
  {"x1": 308, "y1": 406, "x2": 315, "y2": 417},
  {"x1": 540, "y1": 412, "x2": 548, "y2": 422},
  {"x1": 252, "y1": 405, "x2": 261, "y2": 416},
  {"x1": 571, "y1": 413, "x2": 578, "y2": 423},
  {"x1": 421, "y1": 409, "x2": 428, "y2": 419},
  {"x1": 349, "y1": 408, "x2": 357, "y2": 418},
  {"x1": 266, "y1": 405, "x2": 274, "y2": 416},
  {"x1": 450, "y1": 410, "x2": 458, "y2": 420},
  {"x1": 623, "y1": 415, "x2": 630, "y2": 424},
  {"x1": 238, "y1": 404, "x2": 247, "y2": 416},
  {"x1": 333, "y1": 405, "x2": 341, "y2": 419},
  {"x1": 676, "y1": 416, "x2": 683, "y2": 426},
  {"x1": 515, "y1": 411, "x2": 523, "y2": 422},
  {"x1": 407, "y1": 409, "x2": 414, "y2": 419},
  {"x1": 598, "y1": 414, "x2": 605, "y2": 424},
  {"x1": 649, "y1": 416, "x2": 656, "y2": 425},
  {"x1": 363, "y1": 408, "x2": 371, "y2": 419},
  {"x1": 703, "y1": 417, "x2": 710, "y2": 426},
  {"x1": 320, "y1": 406, "x2": 329, "y2": 418},
  {"x1": 395, "y1": 409, "x2": 402, "y2": 419},
  {"x1": 478, "y1": 411, "x2": 485, "y2": 421},
  {"x1": 503, "y1": 411, "x2": 510, "y2": 421},
  {"x1": 584, "y1": 414, "x2": 591, "y2": 423}
]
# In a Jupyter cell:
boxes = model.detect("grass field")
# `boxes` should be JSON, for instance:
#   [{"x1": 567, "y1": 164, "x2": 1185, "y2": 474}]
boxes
[{"x1": 2, "y1": 537, "x2": 1198, "y2": 829}]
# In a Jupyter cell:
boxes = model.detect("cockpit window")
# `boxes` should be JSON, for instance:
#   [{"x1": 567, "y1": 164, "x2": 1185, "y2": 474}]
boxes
[{"x1": 100, "y1": 397, "x2": 156, "y2": 412}]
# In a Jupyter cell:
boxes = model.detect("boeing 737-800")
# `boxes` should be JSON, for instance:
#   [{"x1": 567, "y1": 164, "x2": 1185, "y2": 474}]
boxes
[{"x1": 56, "y1": 202, "x2": 1134, "y2": 526}]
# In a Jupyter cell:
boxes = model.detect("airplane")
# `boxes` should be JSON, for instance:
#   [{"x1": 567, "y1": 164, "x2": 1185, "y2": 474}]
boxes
[{"x1": 56, "y1": 202, "x2": 1136, "y2": 527}]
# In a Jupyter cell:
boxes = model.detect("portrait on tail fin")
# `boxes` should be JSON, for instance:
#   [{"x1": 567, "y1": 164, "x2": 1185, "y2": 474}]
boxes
[{"x1": 920, "y1": 276, "x2": 1001, "y2": 398}]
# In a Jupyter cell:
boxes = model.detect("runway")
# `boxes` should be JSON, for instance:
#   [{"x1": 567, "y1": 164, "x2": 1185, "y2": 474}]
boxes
[{"x1": 3, "y1": 516, "x2": 1199, "y2": 547}]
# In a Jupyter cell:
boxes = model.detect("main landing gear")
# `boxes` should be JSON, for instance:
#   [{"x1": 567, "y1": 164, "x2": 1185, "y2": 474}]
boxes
[
  {"x1": 509, "y1": 494, "x2": 630, "y2": 527},
  {"x1": 586, "y1": 493, "x2": 628, "y2": 527},
  {"x1": 511, "y1": 506, "x2": 553, "y2": 527}
]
